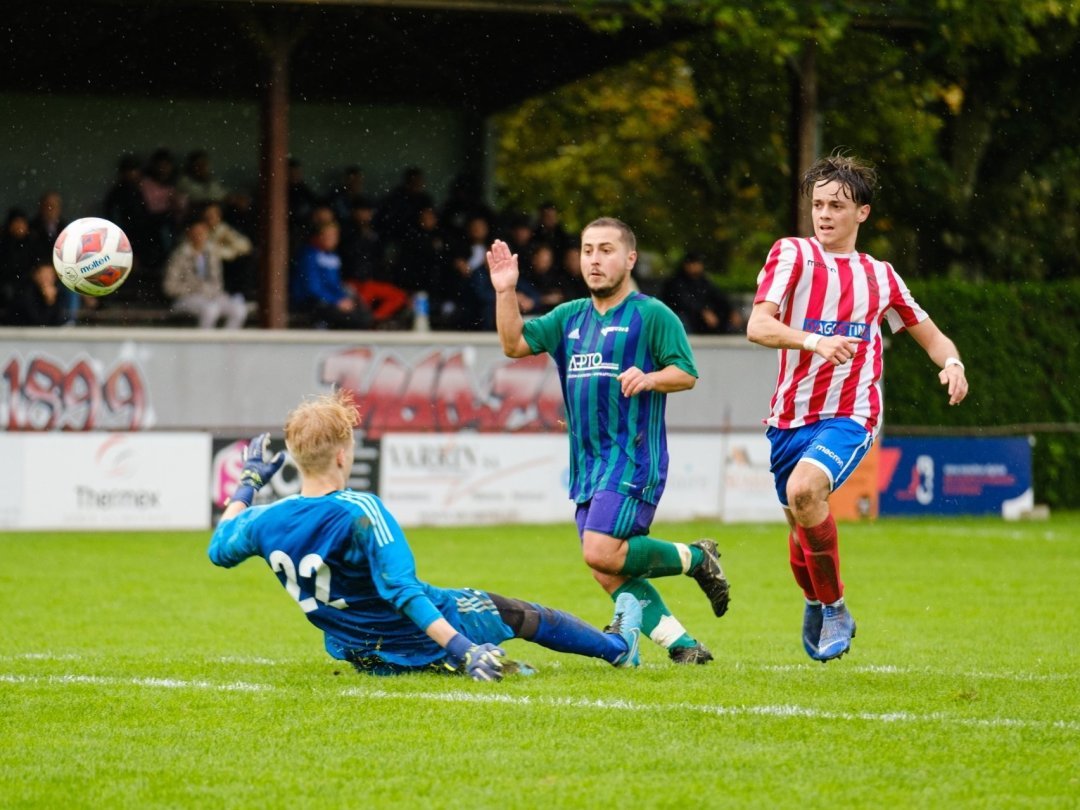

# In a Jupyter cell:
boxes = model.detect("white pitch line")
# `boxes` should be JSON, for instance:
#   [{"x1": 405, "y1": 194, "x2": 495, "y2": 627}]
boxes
[
  {"x1": 0, "y1": 673, "x2": 271, "y2": 692},
  {"x1": 344, "y1": 687, "x2": 1080, "y2": 733},
  {"x1": 755, "y1": 663, "x2": 1077, "y2": 683},
  {"x1": 2, "y1": 672, "x2": 1077, "y2": 732},
  {"x1": 3, "y1": 652, "x2": 1076, "y2": 684}
]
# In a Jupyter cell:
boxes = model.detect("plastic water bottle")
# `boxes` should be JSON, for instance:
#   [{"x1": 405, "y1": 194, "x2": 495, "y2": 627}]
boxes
[{"x1": 413, "y1": 291, "x2": 430, "y2": 333}]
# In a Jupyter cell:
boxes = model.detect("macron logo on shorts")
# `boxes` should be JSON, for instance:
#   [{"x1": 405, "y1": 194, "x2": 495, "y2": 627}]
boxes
[{"x1": 814, "y1": 443, "x2": 844, "y2": 468}]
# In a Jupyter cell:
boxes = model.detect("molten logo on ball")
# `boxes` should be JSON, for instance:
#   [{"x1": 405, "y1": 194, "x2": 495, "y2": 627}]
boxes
[{"x1": 53, "y1": 217, "x2": 134, "y2": 297}]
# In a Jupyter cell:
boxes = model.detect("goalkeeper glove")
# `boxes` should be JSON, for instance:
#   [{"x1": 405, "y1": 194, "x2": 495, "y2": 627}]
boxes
[
  {"x1": 229, "y1": 432, "x2": 286, "y2": 507},
  {"x1": 445, "y1": 633, "x2": 505, "y2": 682}
]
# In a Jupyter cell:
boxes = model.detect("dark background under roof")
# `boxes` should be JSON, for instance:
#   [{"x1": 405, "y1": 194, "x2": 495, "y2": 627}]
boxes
[{"x1": 2, "y1": 0, "x2": 686, "y2": 112}]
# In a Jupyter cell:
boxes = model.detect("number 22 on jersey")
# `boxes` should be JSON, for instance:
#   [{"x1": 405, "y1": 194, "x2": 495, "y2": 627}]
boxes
[{"x1": 269, "y1": 550, "x2": 348, "y2": 613}]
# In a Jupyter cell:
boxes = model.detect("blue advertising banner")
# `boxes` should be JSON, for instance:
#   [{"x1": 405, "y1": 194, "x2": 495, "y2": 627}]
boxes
[{"x1": 878, "y1": 437, "x2": 1032, "y2": 517}]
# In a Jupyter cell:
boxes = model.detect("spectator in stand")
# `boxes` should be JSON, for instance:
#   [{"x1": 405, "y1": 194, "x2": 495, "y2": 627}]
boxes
[
  {"x1": 104, "y1": 154, "x2": 150, "y2": 260},
  {"x1": 140, "y1": 148, "x2": 182, "y2": 273},
  {"x1": 433, "y1": 244, "x2": 487, "y2": 331},
  {"x1": 375, "y1": 166, "x2": 428, "y2": 245},
  {"x1": 395, "y1": 200, "x2": 447, "y2": 294},
  {"x1": 0, "y1": 208, "x2": 36, "y2": 322},
  {"x1": 309, "y1": 204, "x2": 337, "y2": 232},
  {"x1": 9, "y1": 260, "x2": 65, "y2": 326},
  {"x1": 28, "y1": 190, "x2": 67, "y2": 257},
  {"x1": 339, "y1": 197, "x2": 409, "y2": 328},
  {"x1": 522, "y1": 242, "x2": 569, "y2": 315},
  {"x1": 201, "y1": 201, "x2": 255, "y2": 298},
  {"x1": 288, "y1": 158, "x2": 320, "y2": 254},
  {"x1": 501, "y1": 212, "x2": 535, "y2": 258},
  {"x1": 177, "y1": 149, "x2": 229, "y2": 210},
  {"x1": 28, "y1": 190, "x2": 81, "y2": 322},
  {"x1": 163, "y1": 216, "x2": 250, "y2": 329},
  {"x1": 432, "y1": 213, "x2": 489, "y2": 330},
  {"x1": 291, "y1": 221, "x2": 373, "y2": 330},
  {"x1": 461, "y1": 215, "x2": 492, "y2": 275},
  {"x1": 223, "y1": 189, "x2": 257, "y2": 243},
  {"x1": 339, "y1": 196, "x2": 384, "y2": 282},
  {"x1": 559, "y1": 245, "x2": 589, "y2": 301},
  {"x1": 463, "y1": 214, "x2": 541, "y2": 332},
  {"x1": 533, "y1": 202, "x2": 571, "y2": 256},
  {"x1": 439, "y1": 172, "x2": 494, "y2": 241},
  {"x1": 326, "y1": 165, "x2": 366, "y2": 224},
  {"x1": 660, "y1": 251, "x2": 742, "y2": 335}
]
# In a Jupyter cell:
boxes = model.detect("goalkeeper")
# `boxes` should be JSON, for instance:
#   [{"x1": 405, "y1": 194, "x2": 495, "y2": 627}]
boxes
[{"x1": 208, "y1": 390, "x2": 642, "y2": 681}]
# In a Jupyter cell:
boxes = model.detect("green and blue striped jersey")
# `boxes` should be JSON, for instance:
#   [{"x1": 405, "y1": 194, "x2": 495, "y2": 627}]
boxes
[{"x1": 523, "y1": 292, "x2": 697, "y2": 505}]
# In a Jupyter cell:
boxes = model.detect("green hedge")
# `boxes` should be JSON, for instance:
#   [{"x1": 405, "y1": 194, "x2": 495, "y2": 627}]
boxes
[{"x1": 883, "y1": 280, "x2": 1080, "y2": 508}]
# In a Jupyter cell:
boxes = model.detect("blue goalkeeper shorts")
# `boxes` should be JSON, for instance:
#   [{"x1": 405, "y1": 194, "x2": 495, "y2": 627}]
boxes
[
  {"x1": 446, "y1": 587, "x2": 516, "y2": 648},
  {"x1": 767, "y1": 418, "x2": 873, "y2": 507},
  {"x1": 335, "y1": 587, "x2": 515, "y2": 676}
]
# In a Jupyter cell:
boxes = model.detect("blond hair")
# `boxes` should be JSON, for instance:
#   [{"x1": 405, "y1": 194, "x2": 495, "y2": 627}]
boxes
[{"x1": 284, "y1": 390, "x2": 358, "y2": 474}]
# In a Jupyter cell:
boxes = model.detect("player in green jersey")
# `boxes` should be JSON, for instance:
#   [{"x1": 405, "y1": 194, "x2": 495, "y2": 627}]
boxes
[{"x1": 488, "y1": 217, "x2": 731, "y2": 664}]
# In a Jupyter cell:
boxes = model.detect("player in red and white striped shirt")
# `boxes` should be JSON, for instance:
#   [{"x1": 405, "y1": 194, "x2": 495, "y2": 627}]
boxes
[{"x1": 747, "y1": 153, "x2": 969, "y2": 662}]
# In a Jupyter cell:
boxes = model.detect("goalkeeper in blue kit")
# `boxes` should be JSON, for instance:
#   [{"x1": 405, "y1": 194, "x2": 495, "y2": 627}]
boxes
[{"x1": 208, "y1": 390, "x2": 642, "y2": 681}]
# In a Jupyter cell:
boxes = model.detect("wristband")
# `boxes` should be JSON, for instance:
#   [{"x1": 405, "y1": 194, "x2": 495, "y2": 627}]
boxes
[
  {"x1": 445, "y1": 632, "x2": 473, "y2": 663},
  {"x1": 802, "y1": 333, "x2": 822, "y2": 352},
  {"x1": 228, "y1": 485, "x2": 256, "y2": 508},
  {"x1": 944, "y1": 357, "x2": 965, "y2": 371}
]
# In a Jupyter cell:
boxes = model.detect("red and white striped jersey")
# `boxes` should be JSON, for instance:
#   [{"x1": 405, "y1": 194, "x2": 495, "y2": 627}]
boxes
[{"x1": 754, "y1": 236, "x2": 927, "y2": 433}]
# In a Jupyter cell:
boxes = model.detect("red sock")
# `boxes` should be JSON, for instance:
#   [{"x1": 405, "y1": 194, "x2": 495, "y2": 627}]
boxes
[
  {"x1": 797, "y1": 514, "x2": 843, "y2": 605},
  {"x1": 788, "y1": 530, "x2": 816, "y2": 601}
]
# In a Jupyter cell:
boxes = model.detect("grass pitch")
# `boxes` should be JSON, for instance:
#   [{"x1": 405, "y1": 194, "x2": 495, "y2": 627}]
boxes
[{"x1": 1, "y1": 515, "x2": 1078, "y2": 809}]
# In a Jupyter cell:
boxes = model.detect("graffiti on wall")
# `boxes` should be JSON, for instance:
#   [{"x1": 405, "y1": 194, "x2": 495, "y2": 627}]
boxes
[
  {"x1": 319, "y1": 346, "x2": 565, "y2": 436},
  {"x1": 1, "y1": 353, "x2": 149, "y2": 431}
]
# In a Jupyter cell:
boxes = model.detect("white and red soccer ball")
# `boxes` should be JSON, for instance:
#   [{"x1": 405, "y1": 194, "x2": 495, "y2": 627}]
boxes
[{"x1": 53, "y1": 217, "x2": 133, "y2": 296}]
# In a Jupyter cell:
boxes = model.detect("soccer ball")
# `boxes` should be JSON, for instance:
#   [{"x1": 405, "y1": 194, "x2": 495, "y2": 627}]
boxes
[{"x1": 53, "y1": 217, "x2": 134, "y2": 296}]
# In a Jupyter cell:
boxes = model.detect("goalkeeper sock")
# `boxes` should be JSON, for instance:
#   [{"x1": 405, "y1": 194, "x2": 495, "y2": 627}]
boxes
[
  {"x1": 788, "y1": 529, "x2": 817, "y2": 601},
  {"x1": 620, "y1": 535, "x2": 691, "y2": 578},
  {"x1": 613, "y1": 579, "x2": 695, "y2": 650},
  {"x1": 798, "y1": 514, "x2": 843, "y2": 605},
  {"x1": 528, "y1": 605, "x2": 625, "y2": 664}
]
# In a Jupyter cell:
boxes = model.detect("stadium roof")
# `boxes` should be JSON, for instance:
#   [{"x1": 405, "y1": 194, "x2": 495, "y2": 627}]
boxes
[{"x1": 4, "y1": 0, "x2": 687, "y2": 113}]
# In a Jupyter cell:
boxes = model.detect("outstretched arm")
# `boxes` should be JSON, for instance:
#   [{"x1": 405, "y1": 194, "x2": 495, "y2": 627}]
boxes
[
  {"x1": 219, "y1": 433, "x2": 286, "y2": 523},
  {"x1": 209, "y1": 434, "x2": 287, "y2": 567},
  {"x1": 747, "y1": 301, "x2": 862, "y2": 367},
  {"x1": 905, "y1": 318, "x2": 969, "y2": 406},
  {"x1": 487, "y1": 239, "x2": 533, "y2": 358}
]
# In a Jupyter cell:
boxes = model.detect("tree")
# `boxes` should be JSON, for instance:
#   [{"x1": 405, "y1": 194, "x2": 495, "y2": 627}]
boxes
[{"x1": 496, "y1": 0, "x2": 1080, "y2": 281}]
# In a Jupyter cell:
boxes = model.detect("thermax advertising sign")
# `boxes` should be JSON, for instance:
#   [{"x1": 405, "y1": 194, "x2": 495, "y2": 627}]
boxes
[{"x1": 0, "y1": 432, "x2": 210, "y2": 529}]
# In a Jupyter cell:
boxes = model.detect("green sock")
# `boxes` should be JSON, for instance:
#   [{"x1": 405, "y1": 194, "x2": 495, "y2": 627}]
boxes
[
  {"x1": 620, "y1": 535, "x2": 686, "y2": 578},
  {"x1": 613, "y1": 578, "x2": 696, "y2": 650}
]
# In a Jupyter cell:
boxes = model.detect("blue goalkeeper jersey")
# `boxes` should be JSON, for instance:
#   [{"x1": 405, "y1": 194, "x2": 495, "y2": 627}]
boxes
[
  {"x1": 522, "y1": 292, "x2": 698, "y2": 505},
  {"x1": 208, "y1": 490, "x2": 461, "y2": 667}
]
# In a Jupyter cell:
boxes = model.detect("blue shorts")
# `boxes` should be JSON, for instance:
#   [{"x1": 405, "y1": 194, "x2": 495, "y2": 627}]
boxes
[
  {"x1": 446, "y1": 587, "x2": 516, "y2": 648},
  {"x1": 575, "y1": 490, "x2": 656, "y2": 541},
  {"x1": 337, "y1": 587, "x2": 515, "y2": 676},
  {"x1": 767, "y1": 418, "x2": 873, "y2": 507}
]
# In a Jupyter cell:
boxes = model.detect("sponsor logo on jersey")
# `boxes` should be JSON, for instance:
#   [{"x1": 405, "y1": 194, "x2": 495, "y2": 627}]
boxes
[
  {"x1": 568, "y1": 352, "x2": 620, "y2": 374},
  {"x1": 601, "y1": 325, "x2": 629, "y2": 336},
  {"x1": 803, "y1": 317, "x2": 870, "y2": 341}
]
